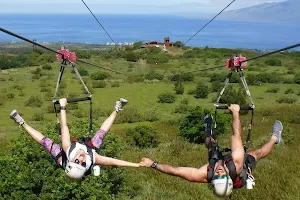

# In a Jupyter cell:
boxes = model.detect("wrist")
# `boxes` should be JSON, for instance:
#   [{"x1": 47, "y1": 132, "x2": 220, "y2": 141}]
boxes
[
  {"x1": 151, "y1": 161, "x2": 158, "y2": 169},
  {"x1": 60, "y1": 106, "x2": 66, "y2": 110}
]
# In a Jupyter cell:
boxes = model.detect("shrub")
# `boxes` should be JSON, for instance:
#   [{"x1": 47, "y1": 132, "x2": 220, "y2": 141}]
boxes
[
  {"x1": 124, "y1": 52, "x2": 139, "y2": 62},
  {"x1": 294, "y1": 73, "x2": 300, "y2": 84},
  {"x1": 266, "y1": 87, "x2": 279, "y2": 93},
  {"x1": 179, "y1": 106, "x2": 230, "y2": 143},
  {"x1": 143, "y1": 108, "x2": 160, "y2": 122},
  {"x1": 170, "y1": 72, "x2": 194, "y2": 82},
  {"x1": 42, "y1": 64, "x2": 52, "y2": 70},
  {"x1": 126, "y1": 75, "x2": 144, "y2": 83},
  {"x1": 111, "y1": 82, "x2": 120, "y2": 87},
  {"x1": 285, "y1": 88, "x2": 294, "y2": 94},
  {"x1": 116, "y1": 107, "x2": 142, "y2": 123},
  {"x1": 265, "y1": 58, "x2": 282, "y2": 66},
  {"x1": 145, "y1": 70, "x2": 164, "y2": 80},
  {"x1": 182, "y1": 72, "x2": 194, "y2": 82},
  {"x1": 194, "y1": 82, "x2": 209, "y2": 99},
  {"x1": 40, "y1": 87, "x2": 51, "y2": 93},
  {"x1": 187, "y1": 89, "x2": 196, "y2": 95},
  {"x1": 0, "y1": 95, "x2": 6, "y2": 106},
  {"x1": 46, "y1": 104, "x2": 56, "y2": 113},
  {"x1": 180, "y1": 98, "x2": 188, "y2": 105},
  {"x1": 174, "y1": 104, "x2": 189, "y2": 114},
  {"x1": 276, "y1": 97, "x2": 297, "y2": 104},
  {"x1": 25, "y1": 96, "x2": 43, "y2": 107},
  {"x1": 90, "y1": 71, "x2": 110, "y2": 80},
  {"x1": 92, "y1": 80, "x2": 106, "y2": 88},
  {"x1": 218, "y1": 85, "x2": 247, "y2": 105},
  {"x1": 174, "y1": 82, "x2": 184, "y2": 95},
  {"x1": 31, "y1": 112, "x2": 45, "y2": 121},
  {"x1": 210, "y1": 73, "x2": 226, "y2": 83},
  {"x1": 146, "y1": 53, "x2": 169, "y2": 64},
  {"x1": 6, "y1": 93, "x2": 15, "y2": 99},
  {"x1": 158, "y1": 92, "x2": 176, "y2": 103},
  {"x1": 77, "y1": 67, "x2": 89, "y2": 76},
  {"x1": 133, "y1": 41, "x2": 143, "y2": 50},
  {"x1": 126, "y1": 125, "x2": 159, "y2": 148},
  {"x1": 211, "y1": 81, "x2": 223, "y2": 92},
  {"x1": 72, "y1": 109, "x2": 85, "y2": 118},
  {"x1": 76, "y1": 50, "x2": 91, "y2": 59},
  {"x1": 11, "y1": 84, "x2": 23, "y2": 91}
]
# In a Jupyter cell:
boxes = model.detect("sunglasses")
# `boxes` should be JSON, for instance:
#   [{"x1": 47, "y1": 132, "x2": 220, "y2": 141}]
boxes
[
  {"x1": 74, "y1": 159, "x2": 86, "y2": 167},
  {"x1": 213, "y1": 175, "x2": 229, "y2": 180}
]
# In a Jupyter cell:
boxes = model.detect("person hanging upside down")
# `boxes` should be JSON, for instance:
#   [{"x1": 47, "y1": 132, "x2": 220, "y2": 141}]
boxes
[
  {"x1": 140, "y1": 104, "x2": 283, "y2": 197},
  {"x1": 10, "y1": 98, "x2": 140, "y2": 180}
]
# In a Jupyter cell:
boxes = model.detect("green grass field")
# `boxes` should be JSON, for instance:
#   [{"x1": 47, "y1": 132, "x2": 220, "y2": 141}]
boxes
[{"x1": 1, "y1": 46, "x2": 300, "y2": 199}]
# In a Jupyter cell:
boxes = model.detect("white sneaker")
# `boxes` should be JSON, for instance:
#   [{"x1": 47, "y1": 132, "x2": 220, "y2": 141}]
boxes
[
  {"x1": 10, "y1": 110, "x2": 25, "y2": 126},
  {"x1": 115, "y1": 98, "x2": 128, "y2": 112}
]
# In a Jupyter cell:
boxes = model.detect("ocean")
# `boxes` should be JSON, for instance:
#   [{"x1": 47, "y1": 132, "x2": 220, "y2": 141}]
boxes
[{"x1": 0, "y1": 14, "x2": 299, "y2": 50}]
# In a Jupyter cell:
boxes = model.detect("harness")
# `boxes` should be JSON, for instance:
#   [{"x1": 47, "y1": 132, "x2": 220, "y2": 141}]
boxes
[
  {"x1": 53, "y1": 137, "x2": 96, "y2": 174},
  {"x1": 207, "y1": 151, "x2": 249, "y2": 189}
]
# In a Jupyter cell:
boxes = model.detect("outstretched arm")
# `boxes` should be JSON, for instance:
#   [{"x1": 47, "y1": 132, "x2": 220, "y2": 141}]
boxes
[
  {"x1": 59, "y1": 98, "x2": 71, "y2": 152},
  {"x1": 228, "y1": 104, "x2": 244, "y2": 173},
  {"x1": 140, "y1": 158, "x2": 208, "y2": 183},
  {"x1": 95, "y1": 154, "x2": 140, "y2": 168}
]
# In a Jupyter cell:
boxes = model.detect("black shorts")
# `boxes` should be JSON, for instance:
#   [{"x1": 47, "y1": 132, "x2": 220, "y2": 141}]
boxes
[{"x1": 245, "y1": 154, "x2": 256, "y2": 172}]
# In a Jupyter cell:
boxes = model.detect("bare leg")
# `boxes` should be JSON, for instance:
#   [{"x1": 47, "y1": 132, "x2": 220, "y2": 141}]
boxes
[
  {"x1": 248, "y1": 136, "x2": 277, "y2": 161},
  {"x1": 91, "y1": 98, "x2": 127, "y2": 149},
  {"x1": 99, "y1": 111, "x2": 118, "y2": 133},
  {"x1": 205, "y1": 136, "x2": 215, "y2": 159},
  {"x1": 90, "y1": 111, "x2": 118, "y2": 149},
  {"x1": 21, "y1": 123, "x2": 45, "y2": 144}
]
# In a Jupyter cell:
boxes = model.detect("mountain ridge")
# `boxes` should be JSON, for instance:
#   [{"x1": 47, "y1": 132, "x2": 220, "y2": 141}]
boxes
[{"x1": 219, "y1": 0, "x2": 300, "y2": 22}]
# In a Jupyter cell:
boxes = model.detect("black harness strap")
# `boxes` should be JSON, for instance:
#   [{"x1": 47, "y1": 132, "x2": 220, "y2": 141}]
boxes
[{"x1": 207, "y1": 152, "x2": 249, "y2": 188}]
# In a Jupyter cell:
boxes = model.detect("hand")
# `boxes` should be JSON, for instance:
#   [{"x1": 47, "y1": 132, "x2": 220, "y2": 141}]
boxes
[
  {"x1": 139, "y1": 157, "x2": 154, "y2": 167},
  {"x1": 228, "y1": 104, "x2": 240, "y2": 113},
  {"x1": 59, "y1": 98, "x2": 68, "y2": 107}
]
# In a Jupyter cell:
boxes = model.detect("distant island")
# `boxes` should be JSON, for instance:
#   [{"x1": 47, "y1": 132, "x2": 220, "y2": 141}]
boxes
[{"x1": 220, "y1": 0, "x2": 300, "y2": 23}]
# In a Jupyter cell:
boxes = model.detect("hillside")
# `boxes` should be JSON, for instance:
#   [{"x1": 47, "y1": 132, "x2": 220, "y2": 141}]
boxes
[
  {"x1": 220, "y1": 0, "x2": 300, "y2": 22},
  {"x1": 1, "y1": 45, "x2": 300, "y2": 199}
]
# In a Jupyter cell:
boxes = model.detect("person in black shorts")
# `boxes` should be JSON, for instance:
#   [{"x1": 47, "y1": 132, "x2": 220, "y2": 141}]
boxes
[{"x1": 140, "y1": 104, "x2": 283, "y2": 197}]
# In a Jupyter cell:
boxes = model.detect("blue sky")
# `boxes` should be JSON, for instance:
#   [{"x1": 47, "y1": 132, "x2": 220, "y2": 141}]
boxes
[{"x1": 0, "y1": 0, "x2": 286, "y2": 14}]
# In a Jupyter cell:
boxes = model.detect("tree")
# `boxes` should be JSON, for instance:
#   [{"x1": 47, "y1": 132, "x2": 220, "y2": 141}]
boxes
[
  {"x1": 194, "y1": 82, "x2": 209, "y2": 99},
  {"x1": 173, "y1": 41, "x2": 184, "y2": 48},
  {"x1": 179, "y1": 106, "x2": 230, "y2": 144},
  {"x1": 133, "y1": 41, "x2": 143, "y2": 50}
]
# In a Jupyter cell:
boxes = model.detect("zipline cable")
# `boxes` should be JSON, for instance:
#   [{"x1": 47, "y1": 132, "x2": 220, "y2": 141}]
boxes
[
  {"x1": 0, "y1": 27, "x2": 62, "y2": 56},
  {"x1": 241, "y1": 43, "x2": 300, "y2": 63},
  {"x1": 183, "y1": 43, "x2": 300, "y2": 74},
  {"x1": 0, "y1": 27, "x2": 123, "y2": 74},
  {"x1": 81, "y1": 0, "x2": 116, "y2": 44},
  {"x1": 173, "y1": 0, "x2": 235, "y2": 54},
  {"x1": 183, "y1": 0, "x2": 236, "y2": 46}
]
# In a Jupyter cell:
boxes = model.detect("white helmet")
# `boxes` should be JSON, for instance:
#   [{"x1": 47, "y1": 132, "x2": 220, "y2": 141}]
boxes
[
  {"x1": 65, "y1": 162, "x2": 87, "y2": 180},
  {"x1": 212, "y1": 176, "x2": 233, "y2": 197}
]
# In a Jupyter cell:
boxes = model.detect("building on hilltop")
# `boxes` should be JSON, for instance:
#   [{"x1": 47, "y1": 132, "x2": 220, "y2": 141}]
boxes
[{"x1": 142, "y1": 36, "x2": 173, "y2": 48}]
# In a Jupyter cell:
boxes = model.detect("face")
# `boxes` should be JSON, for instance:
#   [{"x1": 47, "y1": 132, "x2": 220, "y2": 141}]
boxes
[
  {"x1": 213, "y1": 160, "x2": 229, "y2": 178},
  {"x1": 73, "y1": 149, "x2": 87, "y2": 167}
]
